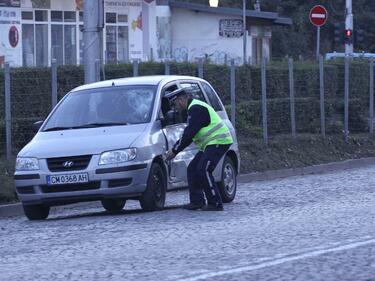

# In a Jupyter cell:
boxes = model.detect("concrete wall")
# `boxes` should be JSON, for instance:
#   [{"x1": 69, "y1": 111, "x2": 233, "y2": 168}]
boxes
[{"x1": 169, "y1": 7, "x2": 253, "y2": 64}]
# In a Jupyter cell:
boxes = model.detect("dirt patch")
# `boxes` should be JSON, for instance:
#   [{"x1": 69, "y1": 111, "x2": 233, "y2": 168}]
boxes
[{"x1": 239, "y1": 134, "x2": 375, "y2": 173}]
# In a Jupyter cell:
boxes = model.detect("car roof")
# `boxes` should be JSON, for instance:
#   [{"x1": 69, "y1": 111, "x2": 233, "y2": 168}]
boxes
[{"x1": 71, "y1": 75, "x2": 204, "y2": 92}]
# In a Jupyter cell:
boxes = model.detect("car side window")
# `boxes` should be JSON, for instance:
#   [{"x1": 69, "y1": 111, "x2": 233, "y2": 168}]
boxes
[
  {"x1": 201, "y1": 82, "x2": 224, "y2": 112},
  {"x1": 161, "y1": 84, "x2": 186, "y2": 125},
  {"x1": 179, "y1": 82, "x2": 207, "y2": 102},
  {"x1": 161, "y1": 84, "x2": 178, "y2": 117}
]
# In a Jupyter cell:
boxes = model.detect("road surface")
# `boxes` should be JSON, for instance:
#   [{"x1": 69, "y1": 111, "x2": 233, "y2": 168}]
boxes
[{"x1": 1, "y1": 166, "x2": 375, "y2": 280}]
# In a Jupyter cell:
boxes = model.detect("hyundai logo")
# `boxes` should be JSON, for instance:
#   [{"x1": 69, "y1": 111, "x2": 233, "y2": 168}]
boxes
[{"x1": 62, "y1": 161, "x2": 74, "y2": 168}]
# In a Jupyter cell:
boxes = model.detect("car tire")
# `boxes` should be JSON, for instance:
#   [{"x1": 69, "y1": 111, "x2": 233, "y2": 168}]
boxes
[
  {"x1": 140, "y1": 163, "x2": 166, "y2": 211},
  {"x1": 218, "y1": 156, "x2": 237, "y2": 203},
  {"x1": 101, "y1": 198, "x2": 126, "y2": 212},
  {"x1": 23, "y1": 204, "x2": 50, "y2": 220}
]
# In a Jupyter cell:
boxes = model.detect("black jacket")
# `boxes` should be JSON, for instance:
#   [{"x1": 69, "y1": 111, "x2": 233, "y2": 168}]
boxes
[{"x1": 172, "y1": 99, "x2": 210, "y2": 154}]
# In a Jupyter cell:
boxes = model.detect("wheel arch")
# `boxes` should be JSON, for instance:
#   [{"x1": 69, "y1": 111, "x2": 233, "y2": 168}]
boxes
[
  {"x1": 152, "y1": 155, "x2": 168, "y2": 180},
  {"x1": 225, "y1": 150, "x2": 239, "y2": 175}
]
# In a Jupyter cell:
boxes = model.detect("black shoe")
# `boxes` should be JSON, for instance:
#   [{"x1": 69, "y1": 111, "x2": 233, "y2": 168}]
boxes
[
  {"x1": 201, "y1": 204, "x2": 224, "y2": 211},
  {"x1": 182, "y1": 202, "x2": 205, "y2": 210}
]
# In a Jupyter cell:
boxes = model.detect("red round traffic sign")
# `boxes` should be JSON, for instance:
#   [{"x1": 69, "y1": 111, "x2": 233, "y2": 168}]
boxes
[{"x1": 309, "y1": 5, "x2": 328, "y2": 27}]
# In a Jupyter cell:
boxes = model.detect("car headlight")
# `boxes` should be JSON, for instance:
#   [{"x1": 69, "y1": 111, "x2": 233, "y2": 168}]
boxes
[
  {"x1": 98, "y1": 148, "x2": 137, "y2": 165},
  {"x1": 16, "y1": 157, "x2": 40, "y2": 171}
]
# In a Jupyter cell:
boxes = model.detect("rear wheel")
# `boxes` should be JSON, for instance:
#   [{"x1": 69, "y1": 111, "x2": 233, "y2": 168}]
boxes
[
  {"x1": 218, "y1": 156, "x2": 237, "y2": 203},
  {"x1": 140, "y1": 163, "x2": 166, "y2": 211},
  {"x1": 23, "y1": 204, "x2": 50, "y2": 220},
  {"x1": 101, "y1": 198, "x2": 126, "y2": 212}
]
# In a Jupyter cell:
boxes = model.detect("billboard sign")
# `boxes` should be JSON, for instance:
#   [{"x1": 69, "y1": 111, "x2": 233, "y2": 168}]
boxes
[{"x1": 0, "y1": 7, "x2": 21, "y2": 67}]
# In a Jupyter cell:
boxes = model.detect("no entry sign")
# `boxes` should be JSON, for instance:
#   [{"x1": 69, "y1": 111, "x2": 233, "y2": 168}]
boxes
[{"x1": 309, "y1": 5, "x2": 328, "y2": 27}]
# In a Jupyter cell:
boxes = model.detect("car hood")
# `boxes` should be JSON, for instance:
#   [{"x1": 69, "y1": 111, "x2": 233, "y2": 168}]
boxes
[{"x1": 18, "y1": 124, "x2": 148, "y2": 158}]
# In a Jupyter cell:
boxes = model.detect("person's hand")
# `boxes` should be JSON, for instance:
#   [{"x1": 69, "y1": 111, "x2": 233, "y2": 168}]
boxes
[{"x1": 165, "y1": 150, "x2": 176, "y2": 161}]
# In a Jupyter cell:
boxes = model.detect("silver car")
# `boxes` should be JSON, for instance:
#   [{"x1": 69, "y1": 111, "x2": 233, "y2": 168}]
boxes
[{"x1": 14, "y1": 76, "x2": 240, "y2": 220}]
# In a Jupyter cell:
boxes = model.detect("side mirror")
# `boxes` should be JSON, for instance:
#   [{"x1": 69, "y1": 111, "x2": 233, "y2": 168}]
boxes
[{"x1": 32, "y1": 120, "x2": 44, "y2": 133}]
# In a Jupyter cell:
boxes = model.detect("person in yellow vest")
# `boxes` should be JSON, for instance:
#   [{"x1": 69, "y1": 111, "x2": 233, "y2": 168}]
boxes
[{"x1": 165, "y1": 88, "x2": 233, "y2": 211}]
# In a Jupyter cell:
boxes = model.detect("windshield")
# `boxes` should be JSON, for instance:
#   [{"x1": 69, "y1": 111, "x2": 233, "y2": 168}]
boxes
[{"x1": 43, "y1": 85, "x2": 156, "y2": 131}]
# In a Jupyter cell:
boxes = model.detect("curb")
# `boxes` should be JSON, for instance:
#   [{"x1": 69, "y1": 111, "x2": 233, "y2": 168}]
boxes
[
  {"x1": 0, "y1": 202, "x2": 22, "y2": 218},
  {"x1": 2, "y1": 157, "x2": 375, "y2": 219}
]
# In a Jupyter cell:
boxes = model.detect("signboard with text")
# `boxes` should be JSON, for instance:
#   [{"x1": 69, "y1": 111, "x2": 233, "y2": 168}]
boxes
[
  {"x1": 0, "y1": 7, "x2": 21, "y2": 67},
  {"x1": 219, "y1": 19, "x2": 243, "y2": 38},
  {"x1": 0, "y1": 0, "x2": 20, "y2": 7}
]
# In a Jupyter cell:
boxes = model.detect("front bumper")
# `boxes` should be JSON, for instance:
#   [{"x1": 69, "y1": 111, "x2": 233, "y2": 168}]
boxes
[{"x1": 14, "y1": 157, "x2": 151, "y2": 206}]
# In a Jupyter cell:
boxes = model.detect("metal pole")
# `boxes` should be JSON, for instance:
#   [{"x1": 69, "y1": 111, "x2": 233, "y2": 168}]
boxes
[
  {"x1": 230, "y1": 59, "x2": 236, "y2": 127},
  {"x1": 319, "y1": 55, "x2": 326, "y2": 138},
  {"x1": 261, "y1": 57, "x2": 268, "y2": 145},
  {"x1": 165, "y1": 60, "x2": 170, "y2": 75},
  {"x1": 242, "y1": 0, "x2": 247, "y2": 65},
  {"x1": 83, "y1": 0, "x2": 102, "y2": 84},
  {"x1": 316, "y1": 26, "x2": 320, "y2": 59},
  {"x1": 370, "y1": 59, "x2": 374, "y2": 135},
  {"x1": 5, "y1": 63, "x2": 11, "y2": 160},
  {"x1": 345, "y1": 0, "x2": 353, "y2": 55},
  {"x1": 133, "y1": 59, "x2": 139, "y2": 77},
  {"x1": 344, "y1": 56, "x2": 350, "y2": 142},
  {"x1": 95, "y1": 59, "x2": 100, "y2": 82},
  {"x1": 51, "y1": 59, "x2": 57, "y2": 109},
  {"x1": 198, "y1": 58, "x2": 204, "y2": 78},
  {"x1": 288, "y1": 58, "x2": 296, "y2": 137}
]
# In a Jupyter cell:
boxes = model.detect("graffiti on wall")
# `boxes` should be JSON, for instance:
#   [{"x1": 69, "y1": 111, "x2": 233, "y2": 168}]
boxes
[{"x1": 173, "y1": 44, "x2": 241, "y2": 64}]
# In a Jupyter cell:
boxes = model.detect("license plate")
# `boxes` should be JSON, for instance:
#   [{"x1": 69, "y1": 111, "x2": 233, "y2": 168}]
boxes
[{"x1": 46, "y1": 173, "x2": 89, "y2": 185}]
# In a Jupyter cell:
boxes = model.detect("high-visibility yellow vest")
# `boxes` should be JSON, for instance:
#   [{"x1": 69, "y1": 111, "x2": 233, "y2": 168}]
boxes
[{"x1": 188, "y1": 99, "x2": 233, "y2": 151}]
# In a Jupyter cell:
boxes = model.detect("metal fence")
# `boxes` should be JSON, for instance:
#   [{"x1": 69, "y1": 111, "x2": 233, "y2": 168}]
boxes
[{"x1": 1, "y1": 56, "x2": 375, "y2": 159}]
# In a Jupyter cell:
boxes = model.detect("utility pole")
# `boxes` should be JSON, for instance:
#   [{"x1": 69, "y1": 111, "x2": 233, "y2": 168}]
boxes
[
  {"x1": 345, "y1": 0, "x2": 353, "y2": 55},
  {"x1": 83, "y1": 0, "x2": 104, "y2": 84},
  {"x1": 242, "y1": 0, "x2": 247, "y2": 64}
]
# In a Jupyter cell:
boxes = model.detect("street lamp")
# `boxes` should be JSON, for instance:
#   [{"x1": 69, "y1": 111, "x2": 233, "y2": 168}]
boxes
[
  {"x1": 209, "y1": 0, "x2": 218, "y2": 8},
  {"x1": 209, "y1": 0, "x2": 247, "y2": 64}
]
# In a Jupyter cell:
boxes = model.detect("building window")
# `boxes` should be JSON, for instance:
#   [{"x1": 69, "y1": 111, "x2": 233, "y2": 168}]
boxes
[
  {"x1": 64, "y1": 25, "x2": 76, "y2": 65},
  {"x1": 118, "y1": 26, "x2": 129, "y2": 62},
  {"x1": 79, "y1": 25, "x2": 83, "y2": 64},
  {"x1": 35, "y1": 24, "x2": 48, "y2": 66},
  {"x1": 106, "y1": 26, "x2": 117, "y2": 63},
  {"x1": 22, "y1": 11, "x2": 33, "y2": 20},
  {"x1": 64, "y1": 11, "x2": 76, "y2": 22},
  {"x1": 51, "y1": 11, "x2": 63, "y2": 22},
  {"x1": 118, "y1": 14, "x2": 127, "y2": 23},
  {"x1": 35, "y1": 10, "x2": 48, "y2": 22},
  {"x1": 51, "y1": 25, "x2": 63, "y2": 64},
  {"x1": 22, "y1": 24, "x2": 34, "y2": 67},
  {"x1": 106, "y1": 13, "x2": 116, "y2": 23}
]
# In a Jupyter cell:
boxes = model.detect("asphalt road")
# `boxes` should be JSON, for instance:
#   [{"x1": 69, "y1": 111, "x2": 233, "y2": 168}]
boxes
[{"x1": 1, "y1": 166, "x2": 375, "y2": 281}]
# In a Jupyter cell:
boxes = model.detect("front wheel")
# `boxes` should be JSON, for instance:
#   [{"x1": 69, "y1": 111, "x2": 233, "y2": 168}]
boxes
[
  {"x1": 218, "y1": 156, "x2": 237, "y2": 203},
  {"x1": 101, "y1": 198, "x2": 126, "y2": 212},
  {"x1": 23, "y1": 204, "x2": 50, "y2": 220},
  {"x1": 140, "y1": 163, "x2": 166, "y2": 211}
]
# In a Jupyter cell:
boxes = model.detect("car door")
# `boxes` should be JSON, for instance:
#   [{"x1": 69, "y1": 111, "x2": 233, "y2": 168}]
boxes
[
  {"x1": 161, "y1": 80, "x2": 209, "y2": 186},
  {"x1": 160, "y1": 83, "x2": 189, "y2": 186}
]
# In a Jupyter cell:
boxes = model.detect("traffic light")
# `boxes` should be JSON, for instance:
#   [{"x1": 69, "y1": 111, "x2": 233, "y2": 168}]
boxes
[
  {"x1": 344, "y1": 29, "x2": 353, "y2": 44},
  {"x1": 334, "y1": 23, "x2": 344, "y2": 45},
  {"x1": 355, "y1": 28, "x2": 365, "y2": 44}
]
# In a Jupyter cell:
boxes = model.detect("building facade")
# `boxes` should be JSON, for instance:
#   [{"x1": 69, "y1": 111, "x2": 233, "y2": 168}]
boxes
[{"x1": 0, "y1": 0, "x2": 291, "y2": 67}]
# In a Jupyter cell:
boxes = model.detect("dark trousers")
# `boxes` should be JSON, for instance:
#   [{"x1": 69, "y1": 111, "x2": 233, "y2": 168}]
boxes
[{"x1": 187, "y1": 144, "x2": 231, "y2": 207}]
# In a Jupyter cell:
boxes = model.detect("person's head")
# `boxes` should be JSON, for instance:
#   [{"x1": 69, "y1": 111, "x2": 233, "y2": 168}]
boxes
[
  {"x1": 172, "y1": 92, "x2": 190, "y2": 112},
  {"x1": 167, "y1": 88, "x2": 191, "y2": 112}
]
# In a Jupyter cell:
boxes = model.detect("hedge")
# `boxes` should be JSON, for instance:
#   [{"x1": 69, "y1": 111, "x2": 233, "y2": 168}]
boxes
[{"x1": 0, "y1": 60, "x2": 372, "y2": 152}]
